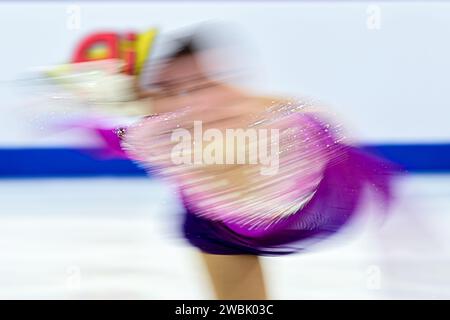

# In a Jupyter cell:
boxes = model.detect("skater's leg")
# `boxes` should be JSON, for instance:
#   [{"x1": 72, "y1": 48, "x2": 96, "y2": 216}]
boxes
[{"x1": 200, "y1": 253, "x2": 267, "y2": 300}]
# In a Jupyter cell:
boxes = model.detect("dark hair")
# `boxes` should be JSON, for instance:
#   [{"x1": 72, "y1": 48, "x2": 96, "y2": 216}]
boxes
[
  {"x1": 170, "y1": 38, "x2": 199, "y2": 59},
  {"x1": 164, "y1": 36, "x2": 205, "y2": 64},
  {"x1": 140, "y1": 23, "x2": 238, "y2": 89}
]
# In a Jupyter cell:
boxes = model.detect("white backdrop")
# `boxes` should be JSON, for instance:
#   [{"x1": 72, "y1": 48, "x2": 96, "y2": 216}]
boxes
[{"x1": 1, "y1": 1, "x2": 449, "y2": 146}]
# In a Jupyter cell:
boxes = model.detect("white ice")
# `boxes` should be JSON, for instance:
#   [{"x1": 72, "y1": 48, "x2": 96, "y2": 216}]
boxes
[{"x1": 0, "y1": 175, "x2": 449, "y2": 299}]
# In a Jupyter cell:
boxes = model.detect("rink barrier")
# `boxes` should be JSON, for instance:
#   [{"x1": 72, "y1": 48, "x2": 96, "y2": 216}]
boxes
[{"x1": 0, "y1": 144, "x2": 449, "y2": 177}]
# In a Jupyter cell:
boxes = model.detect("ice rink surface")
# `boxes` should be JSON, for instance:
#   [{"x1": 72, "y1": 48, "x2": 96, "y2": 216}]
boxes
[{"x1": 1, "y1": 174, "x2": 449, "y2": 299}]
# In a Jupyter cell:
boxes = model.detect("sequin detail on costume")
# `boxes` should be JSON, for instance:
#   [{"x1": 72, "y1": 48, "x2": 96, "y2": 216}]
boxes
[{"x1": 123, "y1": 100, "x2": 347, "y2": 230}]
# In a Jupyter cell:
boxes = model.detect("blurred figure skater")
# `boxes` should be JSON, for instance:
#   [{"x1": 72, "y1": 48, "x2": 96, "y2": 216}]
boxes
[{"x1": 119, "y1": 25, "x2": 398, "y2": 300}]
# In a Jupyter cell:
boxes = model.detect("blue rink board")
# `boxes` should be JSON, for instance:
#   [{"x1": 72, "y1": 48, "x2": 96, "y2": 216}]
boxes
[{"x1": 1, "y1": 144, "x2": 449, "y2": 178}]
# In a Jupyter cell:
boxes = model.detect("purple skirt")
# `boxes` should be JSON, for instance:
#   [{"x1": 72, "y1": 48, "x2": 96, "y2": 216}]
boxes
[{"x1": 182, "y1": 145, "x2": 397, "y2": 256}]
